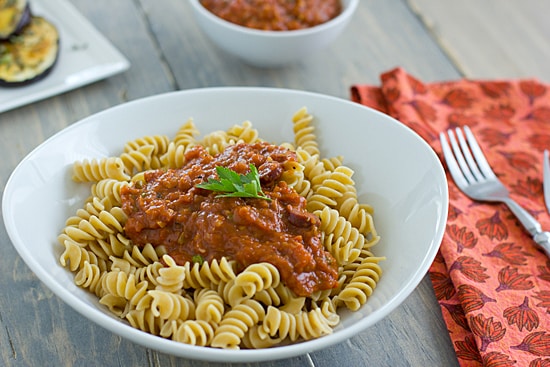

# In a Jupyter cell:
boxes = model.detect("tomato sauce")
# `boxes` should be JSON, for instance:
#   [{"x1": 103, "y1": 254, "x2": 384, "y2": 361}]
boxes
[
  {"x1": 199, "y1": 0, "x2": 342, "y2": 31},
  {"x1": 121, "y1": 142, "x2": 338, "y2": 296}
]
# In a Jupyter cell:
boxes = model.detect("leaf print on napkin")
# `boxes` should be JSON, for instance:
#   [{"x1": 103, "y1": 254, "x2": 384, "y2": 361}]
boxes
[
  {"x1": 408, "y1": 99, "x2": 437, "y2": 122},
  {"x1": 454, "y1": 334, "x2": 483, "y2": 364},
  {"x1": 469, "y1": 314, "x2": 506, "y2": 352},
  {"x1": 406, "y1": 121, "x2": 438, "y2": 143},
  {"x1": 477, "y1": 128, "x2": 511, "y2": 147},
  {"x1": 482, "y1": 351, "x2": 516, "y2": 367},
  {"x1": 441, "y1": 302, "x2": 469, "y2": 331},
  {"x1": 533, "y1": 291, "x2": 550, "y2": 313},
  {"x1": 384, "y1": 87, "x2": 401, "y2": 105},
  {"x1": 503, "y1": 297, "x2": 540, "y2": 332},
  {"x1": 511, "y1": 176, "x2": 543, "y2": 197},
  {"x1": 442, "y1": 88, "x2": 474, "y2": 109},
  {"x1": 529, "y1": 358, "x2": 550, "y2": 367},
  {"x1": 524, "y1": 107, "x2": 550, "y2": 124},
  {"x1": 450, "y1": 256, "x2": 490, "y2": 283},
  {"x1": 448, "y1": 204, "x2": 462, "y2": 221},
  {"x1": 500, "y1": 151, "x2": 538, "y2": 173},
  {"x1": 537, "y1": 261, "x2": 550, "y2": 283},
  {"x1": 484, "y1": 104, "x2": 516, "y2": 121},
  {"x1": 457, "y1": 284, "x2": 496, "y2": 312},
  {"x1": 479, "y1": 81, "x2": 511, "y2": 99},
  {"x1": 496, "y1": 266, "x2": 534, "y2": 292},
  {"x1": 519, "y1": 80, "x2": 547, "y2": 104},
  {"x1": 447, "y1": 112, "x2": 479, "y2": 129},
  {"x1": 405, "y1": 73, "x2": 427, "y2": 95},
  {"x1": 511, "y1": 332, "x2": 550, "y2": 356},
  {"x1": 448, "y1": 224, "x2": 478, "y2": 253},
  {"x1": 483, "y1": 242, "x2": 532, "y2": 266},
  {"x1": 476, "y1": 212, "x2": 508, "y2": 241},
  {"x1": 430, "y1": 271, "x2": 456, "y2": 300},
  {"x1": 528, "y1": 133, "x2": 550, "y2": 151}
]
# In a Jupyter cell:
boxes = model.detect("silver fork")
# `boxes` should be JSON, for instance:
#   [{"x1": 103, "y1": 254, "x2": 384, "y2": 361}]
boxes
[{"x1": 440, "y1": 126, "x2": 550, "y2": 257}]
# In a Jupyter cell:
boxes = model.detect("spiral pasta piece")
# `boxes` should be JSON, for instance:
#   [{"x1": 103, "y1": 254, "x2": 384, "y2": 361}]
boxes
[
  {"x1": 72, "y1": 157, "x2": 130, "y2": 182},
  {"x1": 173, "y1": 118, "x2": 199, "y2": 148},
  {"x1": 199, "y1": 130, "x2": 236, "y2": 156},
  {"x1": 74, "y1": 261, "x2": 105, "y2": 297},
  {"x1": 59, "y1": 240, "x2": 108, "y2": 272},
  {"x1": 227, "y1": 262, "x2": 280, "y2": 306},
  {"x1": 139, "y1": 290, "x2": 196, "y2": 321},
  {"x1": 261, "y1": 306, "x2": 333, "y2": 342},
  {"x1": 94, "y1": 232, "x2": 131, "y2": 259},
  {"x1": 101, "y1": 270, "x2": 149, "y2": 308},
  {"x1": 183, "y1": 258, "x2": 237, "y2": 289},
  {"x1": 211, "y1": 299, "x2": 265, "y2": 349},
  {"x1": 158, "y1": 119, "x2": 200, "y2": 168},
  {"x1": 253, "y1": 283, "x2": 299, "y2": 308},
  {"x1": 292, "y1": 107, "x2": 319, "y2": 157},
  {"x1": 315, "y1": 166, "x2": 354, "y2": 199},
  {"x1": 155, "y1": 255, "x2": 186, "y2": 293},
  {"x1": 91, "y1": 179, "x2": 129, "y2": 206},
  {"x1": 321, "y1": 155, "x2": 344, "y2": 171},
  {"x1": 126, "y1": 307, "x2": 164, "y2": 335},
  {"x1": 242, "y1": 326, "x2": 284, "y2": 349},
  {"x1": 334, "y1": 256, "x2": 384, "y2": 311},
  {"x1": 163, "y1": 319, "x2": 215, "y2": 346},
  {"x1": 159, "y1": 142, "x2": 188, "y2": 169},
  {"x1": 194, "y1": 288, "x2": 225, "y2": 324},
  {"x1": 226, "y1": 120, "x2": 260, "y2": 144},
  {"x1": 121, "y1": 243, "x2": 164, "y2": 268},
  {"x1": 124, "y1": 135, "x2": 170, "y2": 169},
  {"x1": 280, "y1": 160, "x2": 306, "y2": 189},
  {"x1": 314, "y1": 206, "x2": 366, "y2": 261},
  {"x1": 120, "y1": 145, "x2": 155, "y2": 175},
  {"x1": 133, "y1": 261, "x2": 164, "y2": 288}
]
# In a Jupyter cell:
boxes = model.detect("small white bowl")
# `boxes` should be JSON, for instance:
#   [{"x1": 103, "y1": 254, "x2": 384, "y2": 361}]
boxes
[{"x1": 189, "y1": 0, "x2": 359, "y2": 68}]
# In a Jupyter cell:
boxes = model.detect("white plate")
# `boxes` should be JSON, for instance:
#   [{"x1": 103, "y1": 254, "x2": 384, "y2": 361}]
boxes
[
  {"x1": 2, "y1": 87, "x2": 448, "y2": 362},
  {"x1": 0, "y1": 0, "x2": 130, "y2": 114}
]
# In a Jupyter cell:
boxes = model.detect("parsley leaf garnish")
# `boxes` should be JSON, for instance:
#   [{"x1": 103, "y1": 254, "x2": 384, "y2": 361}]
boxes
[{"x1": 196, "y1": 164, "x2": 271, "y2": 201}]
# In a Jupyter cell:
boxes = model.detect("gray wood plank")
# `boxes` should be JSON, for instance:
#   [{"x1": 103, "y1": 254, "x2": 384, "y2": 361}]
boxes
[{"x1": 409, "y1": 0, "x2": 550, "y2": 81}]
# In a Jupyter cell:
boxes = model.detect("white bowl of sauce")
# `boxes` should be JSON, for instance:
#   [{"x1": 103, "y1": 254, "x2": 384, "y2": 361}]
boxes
[{"x1": 189, "y1": 0, "x2": 359, "y2": 68}]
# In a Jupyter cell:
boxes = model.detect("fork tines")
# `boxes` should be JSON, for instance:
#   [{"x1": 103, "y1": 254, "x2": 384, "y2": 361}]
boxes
[{"x1": 440, "y1": 126, "x2": 497, "y2": 188}]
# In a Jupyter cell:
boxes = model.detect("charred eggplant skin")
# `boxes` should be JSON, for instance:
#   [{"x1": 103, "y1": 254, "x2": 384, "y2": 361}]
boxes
[
  {"x1": 0, "y1": 0, "x2": 30, "y2": 40},
  {"x1": 0, "y1": 16, "x2": 60, "y2": 87}
]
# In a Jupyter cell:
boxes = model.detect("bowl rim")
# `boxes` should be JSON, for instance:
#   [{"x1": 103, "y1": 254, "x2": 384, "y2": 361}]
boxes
[{"x1": 189, "y1": 0, "x2": 359, "y2": 38}]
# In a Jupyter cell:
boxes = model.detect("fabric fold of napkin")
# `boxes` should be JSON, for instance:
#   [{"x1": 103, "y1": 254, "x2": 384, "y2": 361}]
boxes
[{"x1": 352, "y1": 68, "x2": 550, "y2": 366}]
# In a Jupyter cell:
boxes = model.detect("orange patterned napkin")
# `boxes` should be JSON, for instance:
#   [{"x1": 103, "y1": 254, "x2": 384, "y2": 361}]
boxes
[{"x1": 351, "y1": 68, "x2": 550, "y2": 366}]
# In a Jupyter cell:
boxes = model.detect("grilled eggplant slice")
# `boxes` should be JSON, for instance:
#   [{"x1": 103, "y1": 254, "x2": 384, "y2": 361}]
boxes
[
  {"x1": 0, "y1": 0, "x2": 30, "y2": 40},
  {"x1": 0, "y1": 16, "x2": 59, "y2": 86}
]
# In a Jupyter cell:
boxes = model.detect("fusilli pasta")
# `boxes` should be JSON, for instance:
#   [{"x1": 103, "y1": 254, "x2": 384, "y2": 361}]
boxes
[{"x1": 57, "y1": 107, "x2": 383, "y2": 349}]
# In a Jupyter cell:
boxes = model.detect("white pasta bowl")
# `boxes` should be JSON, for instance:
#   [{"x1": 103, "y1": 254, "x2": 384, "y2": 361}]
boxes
[
  {"x1": 189, "y1": 0, "x2": 359, "y2": 68},
  {"x1": 2, "y1": 87, "x2": 448, "y2": 363}
]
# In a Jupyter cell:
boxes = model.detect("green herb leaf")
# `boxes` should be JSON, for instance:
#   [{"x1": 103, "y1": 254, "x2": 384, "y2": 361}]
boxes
[
  {"x1": 196, "y1": 164, "x2": 271, "y2": 201},
  {"x1": 192, "y1": 254, "x2": 204, "y2": 265}
]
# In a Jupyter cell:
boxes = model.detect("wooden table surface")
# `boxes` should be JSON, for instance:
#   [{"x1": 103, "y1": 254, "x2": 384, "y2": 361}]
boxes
[{"x1": 1, "y1": 1, "x2": 549, "y2": 366}]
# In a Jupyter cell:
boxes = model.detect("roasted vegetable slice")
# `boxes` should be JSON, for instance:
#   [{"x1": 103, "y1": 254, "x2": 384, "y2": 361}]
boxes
[
  {"x1": 0, "y1": 0, "x2": 30, "y2": 40},
  {"x1": 0, "y1": 16, "x2": 59, "y2": 86}
]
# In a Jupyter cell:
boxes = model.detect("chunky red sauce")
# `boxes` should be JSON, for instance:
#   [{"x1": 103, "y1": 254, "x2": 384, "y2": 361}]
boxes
[
  {"x1": 121, "y1": 142, "x2": 338, "y2": 296},
  {"x1": 199, "y1": 0, "x2": 342, "y2": 31}
]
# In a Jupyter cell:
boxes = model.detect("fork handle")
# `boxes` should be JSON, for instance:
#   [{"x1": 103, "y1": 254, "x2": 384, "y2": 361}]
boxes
[{"x1": 505, "y1": 199, "x2": 550, "y2": 258}]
